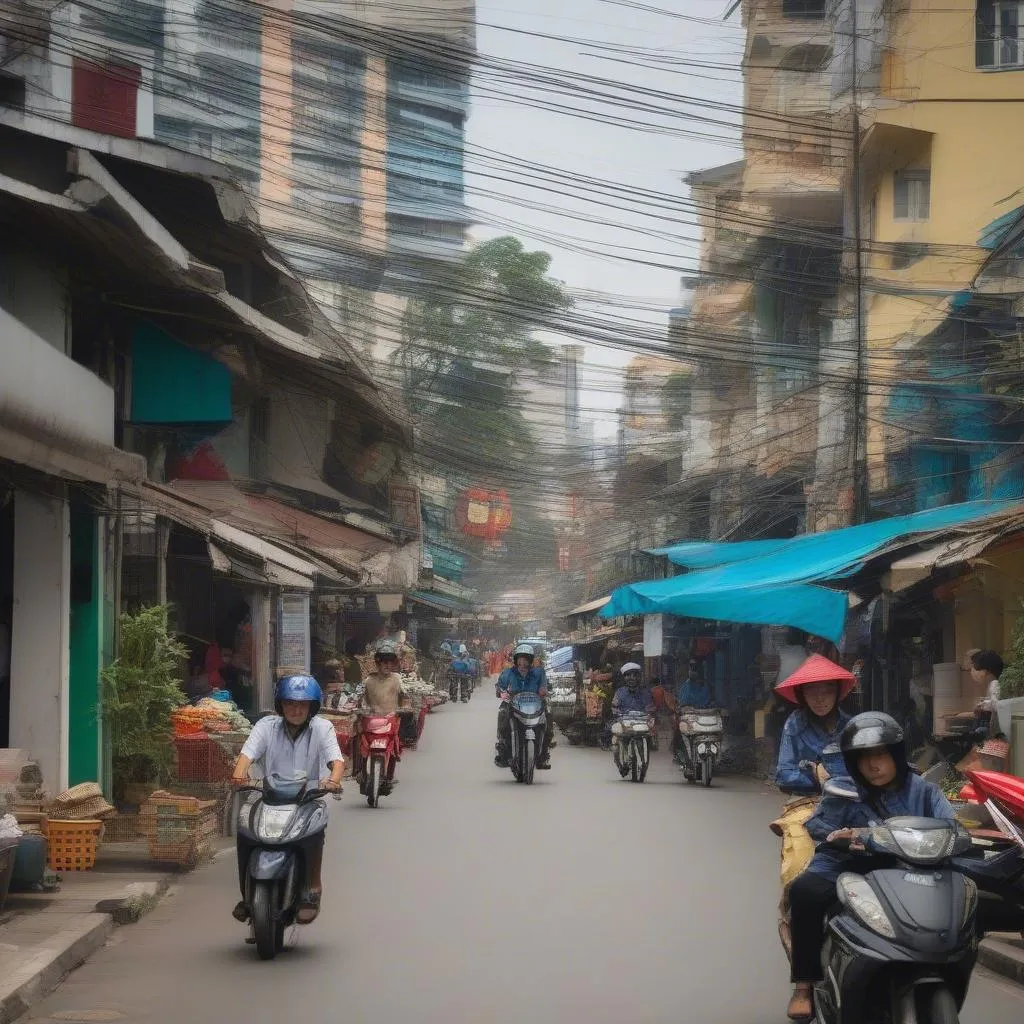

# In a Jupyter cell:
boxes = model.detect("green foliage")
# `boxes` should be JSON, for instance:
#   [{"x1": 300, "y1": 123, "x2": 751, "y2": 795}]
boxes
[
  {"x1": 398, "y1": 236, "x2": 573, "y2": 471},
  {"x1": 1000, "y1": 600, "x2": 1024, "y2": 700},
  {"x1": 102, "y1": 605, "x2": 187, "y2": 790}
]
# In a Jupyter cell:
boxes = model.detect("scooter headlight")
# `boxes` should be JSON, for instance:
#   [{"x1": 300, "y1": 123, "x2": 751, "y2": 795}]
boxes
[
  {"x1": 256, "y1": 805, "x2": 294, "y2": 841},
  {"x1": 837, "y1": 873, "x2": 896, "y2": 938}
]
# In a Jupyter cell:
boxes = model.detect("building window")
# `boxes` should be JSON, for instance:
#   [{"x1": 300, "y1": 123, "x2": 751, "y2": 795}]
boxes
[
  {"x1": 781, "y1": 0, "x2": 826, "y2": 18},
  {"x1": 893, "y1": 170, "x2": 930, "y2": 221},
  {"x1": 977, "y1": 0, "x2": 1024, "y2": 68}
]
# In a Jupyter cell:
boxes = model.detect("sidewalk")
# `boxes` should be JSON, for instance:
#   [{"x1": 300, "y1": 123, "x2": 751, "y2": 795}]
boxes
[
  {"x1": 0, "y1": 840, "x2": 228, "y2": 1024},
  {"x1": 980, "y1": 933, "x2": 1024, "y2": 986}
]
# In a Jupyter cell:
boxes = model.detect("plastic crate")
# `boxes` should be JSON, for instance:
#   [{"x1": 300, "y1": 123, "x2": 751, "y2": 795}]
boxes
[
  {"x1": 45, "y1": 819, "x2": 103, "y2": 871},
  {"x1": 173, "y1": 735, "x2": 233, "y2": 782}
]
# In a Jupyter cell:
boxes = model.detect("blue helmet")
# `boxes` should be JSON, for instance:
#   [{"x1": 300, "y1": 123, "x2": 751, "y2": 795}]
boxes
[{"x1": 274, "y1": 674, "x2": 323, "y2": 718}]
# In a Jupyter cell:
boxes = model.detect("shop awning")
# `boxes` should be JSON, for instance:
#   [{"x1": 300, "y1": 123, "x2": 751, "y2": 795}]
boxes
[
  {"x1": 608, "y1": 500, "x2": 1021, "y2": 641},
  {"x1": 407, "y1": 590, "x2": 478, "y2": 614},
  {"x1": 566, "y1": 595, "x2": 611, "y2": 616},
  {"x1": 885, "y1": 533, "x2": 999, "y2": 592},
  {"x1": 651, "y1": 500, "x2": 1013, "y2": 576},
  {"x1": 601, "y1": 579, "x2": 849, "y2": 642}
]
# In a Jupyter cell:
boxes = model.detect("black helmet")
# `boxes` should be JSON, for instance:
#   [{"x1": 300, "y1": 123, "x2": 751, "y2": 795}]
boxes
[{"x1": 840, "y1": 711, "x2": 907, "y2": 789}]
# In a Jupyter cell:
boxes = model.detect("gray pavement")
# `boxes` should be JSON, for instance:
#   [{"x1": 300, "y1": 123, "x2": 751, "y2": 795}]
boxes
[{"x1": 21, "y1": 694, "x2": 1024, "y2": 1024}]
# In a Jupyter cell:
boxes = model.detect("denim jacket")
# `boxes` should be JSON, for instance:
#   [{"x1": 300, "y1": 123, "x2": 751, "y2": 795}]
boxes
[
  {"x1": 498, "y1": 666, "x2": 547, "y2": 695},
  {"x1": 774, "y1": 708, "x2": 852, "y2": 795},
  {"x1": 804, "y1": 773, "x2": 955, "y2": 881}
]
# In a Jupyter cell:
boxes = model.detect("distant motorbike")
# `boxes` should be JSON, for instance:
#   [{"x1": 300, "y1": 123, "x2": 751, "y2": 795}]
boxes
[
  {"x1": 676, "y1": 707, "x2": 724, "y2": 787},
  {"x1": 507, "y1": 691, "x2": 547, "y2": 785},
  {"x1": 356, "y1": 712, "x2": 401, "y2": 807},
  {"x1": 448, "y1": 669, "x2": 472, "y2": 703},
  {"x1": 799, "y1": 779, "x2": 979, "y2": 1024},
  {"x1": 236, "y1": 772, "x2": 329, "y2": 960},
  {"x1": 611, "y1": 711, "x2": 653, "y2": 783}
]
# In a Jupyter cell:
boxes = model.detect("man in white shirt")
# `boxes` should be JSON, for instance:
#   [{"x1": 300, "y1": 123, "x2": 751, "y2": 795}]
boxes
[{"x1": 231, "y1": 675, "x2": 343, "y2": 924}]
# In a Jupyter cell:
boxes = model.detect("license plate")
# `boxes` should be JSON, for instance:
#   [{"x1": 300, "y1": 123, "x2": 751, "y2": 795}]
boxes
[
  {"x1": 370, "y1": 740, "x2": 388, "y2": 749},
  {"x1": 904, "y1": 872, "x2": 937, "y2": 886}
]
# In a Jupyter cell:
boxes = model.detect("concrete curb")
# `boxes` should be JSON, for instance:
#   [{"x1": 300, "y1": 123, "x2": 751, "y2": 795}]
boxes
[
  {"x1": 0, "y1": 912, "x2": 114, "y2": 1024},
  {"x1": 0, "y1": 874, "x2": 176, "y2": 1024},
  {"x1": 979, "y1": 936, "x2": 1024, "y2": 986}
]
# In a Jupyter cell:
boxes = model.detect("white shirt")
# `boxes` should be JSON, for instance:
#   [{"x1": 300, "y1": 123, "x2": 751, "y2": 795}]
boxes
[
  {"x1": 979, "y1": 677, "x2": 1001, "y2": 713},
  {"x1": 240, "y1": 715, "x2": 343, "y2": 784}
]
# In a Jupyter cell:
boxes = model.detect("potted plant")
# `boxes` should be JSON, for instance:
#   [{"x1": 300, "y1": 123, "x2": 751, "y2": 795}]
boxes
[{"x1": 102, "y1": 605, "x2": 187, "y2": 806}]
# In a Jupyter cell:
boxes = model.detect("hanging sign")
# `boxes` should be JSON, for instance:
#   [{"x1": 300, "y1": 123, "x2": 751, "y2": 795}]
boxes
[
  {"x1": 643, "y1": 614, "x2": 664, "y2": 658},
  {"x1": 277, "y1": 592, "x2": 310, "y2": 675}
]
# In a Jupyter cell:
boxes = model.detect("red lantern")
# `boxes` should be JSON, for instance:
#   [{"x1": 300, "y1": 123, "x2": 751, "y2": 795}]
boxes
[{"x1": 455, "y1": 488, "x2": 513, "y2": 542}]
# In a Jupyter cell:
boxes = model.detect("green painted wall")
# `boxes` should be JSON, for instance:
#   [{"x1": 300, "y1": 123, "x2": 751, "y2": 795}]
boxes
[{"x1": 68, "y1": 508, "x2": 102, "y2": 787}]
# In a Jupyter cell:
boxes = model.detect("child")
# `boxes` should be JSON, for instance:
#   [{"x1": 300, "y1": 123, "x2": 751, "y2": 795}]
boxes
[{"x1": 785, "y1": 711, "x2": 954, "y2": 1019}]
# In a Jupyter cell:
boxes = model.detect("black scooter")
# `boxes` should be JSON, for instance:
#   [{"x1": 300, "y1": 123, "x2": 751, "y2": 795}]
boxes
[
  {"x1": 236, "y1": 772, "x2": 330, "y2": 960},
  {"x1": 810, "y1": 781, "x2": 978, "y2": 1024}
]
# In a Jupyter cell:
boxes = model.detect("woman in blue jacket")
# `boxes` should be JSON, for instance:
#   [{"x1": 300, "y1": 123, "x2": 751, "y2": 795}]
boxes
[{"x1": 774, "y1": 654, "x2": 857, "y2": 794}]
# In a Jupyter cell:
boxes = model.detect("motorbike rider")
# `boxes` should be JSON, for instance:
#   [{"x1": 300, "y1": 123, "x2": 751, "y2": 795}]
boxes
[
  {"x1": 230, "y1": 675, "x2": 343, "y2": 926},
  {"x1": 774, "y1": 654, "x2": 856, "y2": 794},
  {"x1": 785, "y1": 712, "x2": 954, "y2": 1019},
  {"x1": 353, "y1": 640, "x2": 408, "y2": 781},
  {"x1": 677, "y1": 664, "x2": 712, "y2": 709},
  {"x1": 611, "y1": 662, "x2": 655, "y2": 716},
  {"x1": 495, "y1": 642, "x2": 550, "y2": 769}
]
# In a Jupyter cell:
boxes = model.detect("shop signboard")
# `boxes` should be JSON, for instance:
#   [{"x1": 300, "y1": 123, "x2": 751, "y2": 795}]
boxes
[
  {"x1": 277, "y1": 592, "x2": 310, "y2": 675},
  {"x1": 643, "y1": 614, "x2": 663, "y2": 658}
]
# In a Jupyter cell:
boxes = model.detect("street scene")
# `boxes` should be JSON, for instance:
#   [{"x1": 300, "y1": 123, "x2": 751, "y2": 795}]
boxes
[{"x1": 5, "y1": 0, "x2": 1024, "y2": 1022}]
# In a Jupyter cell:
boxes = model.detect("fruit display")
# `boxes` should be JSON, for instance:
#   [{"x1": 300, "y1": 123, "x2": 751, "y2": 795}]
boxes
[{"x1": 172, "y1": 700, "x2": 252, "y2": 738}]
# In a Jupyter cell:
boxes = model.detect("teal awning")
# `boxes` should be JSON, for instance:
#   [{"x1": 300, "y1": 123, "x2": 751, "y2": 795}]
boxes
[
  {"x1": 131, "y1": 322, "x2": 232, "y2": 426},
  {"x1": 407, "y1": 590, "x2": 476, "y2": 614},
  {"x1": 608, "y1": 499, "x2": 1018, "y2": 641}
]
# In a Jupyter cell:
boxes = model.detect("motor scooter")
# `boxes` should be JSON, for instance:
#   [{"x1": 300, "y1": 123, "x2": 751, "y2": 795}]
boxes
[
  {"x1": 676, "y1": 707, "x2": 724, "y2": 786},
  {"x1": 611, "y1": 711, "x2": 653, "y2": 782},
  {"x1": 355, "y1": 711, "x2": 401, "y2": 807},
  {"x1": 235, "y1": 772, "x2": 330, "y2": 960},
  {"x1": 793, "y1": 779, "x2": 979, "y2": 1024},
  {"x1": 506, "y1": 691, "x2": 547, "y2": 785}
]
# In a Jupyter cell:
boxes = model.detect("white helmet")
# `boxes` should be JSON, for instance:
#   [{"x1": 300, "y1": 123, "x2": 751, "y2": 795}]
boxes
[
  {"x1": 513, "y1": 642, "x2": 535, "y2": 660},
  {"x1": 459, "y1": 644, "x2": 468, "y2": 655},
  {"x1": 621, "y1": 662, "x2": 642, "y2": 675}
]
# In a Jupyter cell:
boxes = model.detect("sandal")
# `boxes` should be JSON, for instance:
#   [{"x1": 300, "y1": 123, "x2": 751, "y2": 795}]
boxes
[
  {"x1": 787, "y1": 984, "x2": 813, "y2": 1020},
  {"x1": 232, "y1": 900, "x2": 251, "y2": 923},
  {"x1": 297, "y1": 889, "x2": 321, "y2": 924}
]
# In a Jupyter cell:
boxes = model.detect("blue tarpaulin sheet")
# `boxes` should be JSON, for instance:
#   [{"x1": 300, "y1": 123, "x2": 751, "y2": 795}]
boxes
[
  {"x1": 607, "y1": 500, "x2": 1017, "y2": 641},
  {"x1": 547, "y1": 646, "x2": 573, "y2": 670}
]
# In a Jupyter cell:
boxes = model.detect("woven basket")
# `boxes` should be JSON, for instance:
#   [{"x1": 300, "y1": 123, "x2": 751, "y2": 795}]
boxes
[{"x1": 45, "y1": 819, "x2": 103, "y2": 871}]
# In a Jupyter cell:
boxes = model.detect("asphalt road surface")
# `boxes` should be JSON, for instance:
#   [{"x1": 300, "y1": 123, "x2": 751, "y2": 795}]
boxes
[{"x1": 23, "y1": 692, "x2": 1024, "y2": 1024}]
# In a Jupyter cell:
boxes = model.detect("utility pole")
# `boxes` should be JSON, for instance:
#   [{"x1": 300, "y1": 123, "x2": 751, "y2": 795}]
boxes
[{"x1": 850, "y1": 0, "x2": 868, "y2": 524}]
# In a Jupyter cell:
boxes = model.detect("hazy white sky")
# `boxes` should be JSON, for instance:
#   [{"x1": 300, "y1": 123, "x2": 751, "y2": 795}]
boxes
[{"x1": 466, "y1": 0, "x2": 743, "y2": 434}]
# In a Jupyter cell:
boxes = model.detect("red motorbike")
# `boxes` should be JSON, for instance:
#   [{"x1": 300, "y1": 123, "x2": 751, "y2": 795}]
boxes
[{"x1": 356, "y1": 713, "x2": 401, "y2": 808}]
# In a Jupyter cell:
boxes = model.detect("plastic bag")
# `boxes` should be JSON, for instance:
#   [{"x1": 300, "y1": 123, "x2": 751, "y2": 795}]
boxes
[{"x1": 771, "y1": 796, "x2": 817, "y2": 894}]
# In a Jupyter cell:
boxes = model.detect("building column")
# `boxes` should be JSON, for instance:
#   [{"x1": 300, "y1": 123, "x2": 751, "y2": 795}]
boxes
[
  {"x1": 10, "y1": 489, "x2": 71, "y2": 794},
  {"x1": 361, "y1": 53, "x2": 389, "y2": 254}
]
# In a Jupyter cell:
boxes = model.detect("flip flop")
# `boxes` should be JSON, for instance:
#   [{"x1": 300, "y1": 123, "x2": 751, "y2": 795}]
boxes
[{"x1": 297, "y1": 890, "x2": 321, "y2": 924}]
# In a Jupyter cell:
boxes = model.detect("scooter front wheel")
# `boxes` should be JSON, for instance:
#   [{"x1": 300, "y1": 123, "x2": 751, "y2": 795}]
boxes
[
  {"x1": 368, "y1": 757, "x2": 383, "y2": 808},
  {"x1": 702, "y1": 753, "x2": 714, "y2": 788},
  {"x1": 522, "y1": 738, "x2": 536, "y2": 785},
  {"x1": 251, "y1": 881, "x2": 278, "y2": 961},
  {"x1": 917, "y1": 986, "x2": 959, "y2": 1024}
]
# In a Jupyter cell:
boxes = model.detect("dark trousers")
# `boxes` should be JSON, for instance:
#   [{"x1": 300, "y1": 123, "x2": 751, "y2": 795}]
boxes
[
  {"x1": 789, "y1": 870, "x2": 838, "y2": 983},
  {"x1": 496, "y1": 704, "x2": 550, "y2": 762},
  {"x1": 236, "y1": 831, "x2": 325, "y2": 899}
]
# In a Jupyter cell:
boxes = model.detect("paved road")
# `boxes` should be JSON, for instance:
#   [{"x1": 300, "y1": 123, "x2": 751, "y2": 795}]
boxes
[{"x1": 24, "y1": 693, "x2": 1024, "y2": 1024}]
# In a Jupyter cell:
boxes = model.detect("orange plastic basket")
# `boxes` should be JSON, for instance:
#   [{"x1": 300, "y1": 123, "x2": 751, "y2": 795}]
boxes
[{"x1": 45, "y1": 819, "x2": 103, "y2": 871}]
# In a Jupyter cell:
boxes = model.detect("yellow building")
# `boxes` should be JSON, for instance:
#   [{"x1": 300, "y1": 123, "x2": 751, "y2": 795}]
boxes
[{"x1": 844, "y1": 0, "x2": 1024, "y2": 507}]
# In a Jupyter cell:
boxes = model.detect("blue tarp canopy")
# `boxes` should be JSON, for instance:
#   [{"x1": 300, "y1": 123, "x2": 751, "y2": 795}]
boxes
[
  {"x1": 547, "y1": 646, "x2": 573, "y2": 670},
  {"x1": 607, "y1": 500, "x2": 1015, "y2": 641}
]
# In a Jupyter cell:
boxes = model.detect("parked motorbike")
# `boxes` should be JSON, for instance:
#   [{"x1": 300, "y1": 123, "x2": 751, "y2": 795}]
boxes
[
  {"x1": 794, "y1": 779, "x2": 979, "y2": 1024},
  {"x1": 507, "y1": 691, "x2": 547, "y2": 785},
  {"x1": 356, "y1": 711, "x2": 401, "y2": 807},
  {"x1": 448, "y1": 669, "x2": 472, "y2": 703},
  {"x1": 611, "y1": 711, "x2": 653, "y2": 782},
  {"x1": 676, "y1": 707, "x2": 724, "y2": 787},
  {"x1": 236, "y1": 772, "x2": 330, "y2": 960},
  {"x1": 948, "y1": 769, "x2": 1024, "y2": 936}
]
